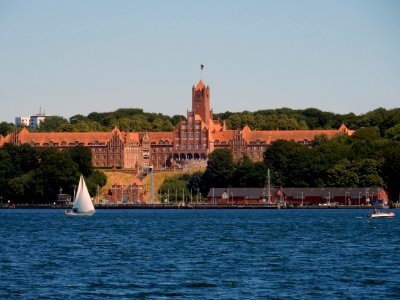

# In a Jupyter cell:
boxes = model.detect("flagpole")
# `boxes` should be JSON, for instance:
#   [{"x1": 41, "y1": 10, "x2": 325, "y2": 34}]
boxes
[{"x1": 200, "y1": 64, "x2": 204, "y2": 80}]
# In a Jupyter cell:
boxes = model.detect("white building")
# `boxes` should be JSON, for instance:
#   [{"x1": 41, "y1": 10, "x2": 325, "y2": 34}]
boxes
[
  {"x1": 15, "y1": 110, "x2": 48, "y2": 129},
  {"x1": 15, "y1": 116, "x2": 30, "y2": 127}
]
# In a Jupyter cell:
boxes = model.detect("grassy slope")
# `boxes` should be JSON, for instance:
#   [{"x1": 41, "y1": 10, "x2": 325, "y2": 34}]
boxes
[{"x1": 101, "y1": 168, "x2": 205, "y2": 203}]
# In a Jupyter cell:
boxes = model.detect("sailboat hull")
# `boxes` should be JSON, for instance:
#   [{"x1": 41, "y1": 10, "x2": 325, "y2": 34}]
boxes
[{"x1": 65, "y1": 209, "x2": 95, "y2": 216}]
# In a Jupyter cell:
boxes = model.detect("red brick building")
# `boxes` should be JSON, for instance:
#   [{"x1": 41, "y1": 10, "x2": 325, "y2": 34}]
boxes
[
  {"x1": 207, "y1": 187, "x2": 389, "y2": 206},
  {"x1": 0, "y1": 80, "x2": 354, "y2": 169}
]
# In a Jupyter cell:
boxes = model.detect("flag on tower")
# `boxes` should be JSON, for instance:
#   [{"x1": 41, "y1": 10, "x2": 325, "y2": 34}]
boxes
[{"x1": 201, "y1": 64, "x2": 204, "y2": 70}]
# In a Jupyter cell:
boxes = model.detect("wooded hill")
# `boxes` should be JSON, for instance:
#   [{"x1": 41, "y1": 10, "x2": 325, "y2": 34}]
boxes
[{"x1": 1, "y1": 107, "x2": 400, "y2": 136}]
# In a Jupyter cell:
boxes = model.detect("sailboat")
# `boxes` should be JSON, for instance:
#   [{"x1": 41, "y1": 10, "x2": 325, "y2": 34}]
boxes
[{"x1": 65, "y1": 175, "x2": 95, "y2": 216}]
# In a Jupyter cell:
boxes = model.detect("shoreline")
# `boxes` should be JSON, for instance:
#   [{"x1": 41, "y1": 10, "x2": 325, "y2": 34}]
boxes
[{"x1": 0, "y1": 203, "x2": 393, "y2": 210}]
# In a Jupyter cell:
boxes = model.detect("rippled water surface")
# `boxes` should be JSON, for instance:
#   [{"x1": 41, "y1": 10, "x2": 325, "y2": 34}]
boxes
[{"x1": 1, "y1": 209, "x2": 400, "y2": 299}]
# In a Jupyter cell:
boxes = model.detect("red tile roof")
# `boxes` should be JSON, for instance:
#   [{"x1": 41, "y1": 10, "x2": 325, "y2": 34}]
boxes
[
  {"x1": 213, "y1": 124, "x2": 353, "y2": 145},
  {"x1": 144, "y1": 132, "x2": 174, "y2": 144},
  {"x1": 212, "y1": 130, "x2": 235, "y2": 143},
  {"x1": 17, "y1": 131, "x2": 114, "y2": 146},
  {"x1": 0, "y1": 134, "x2": 12, "y2": 147}
]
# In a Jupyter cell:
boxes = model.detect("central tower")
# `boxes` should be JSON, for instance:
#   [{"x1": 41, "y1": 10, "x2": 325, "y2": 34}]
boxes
[{"x1": 192, "y1": 80, "x2": 212, "y2": 124}]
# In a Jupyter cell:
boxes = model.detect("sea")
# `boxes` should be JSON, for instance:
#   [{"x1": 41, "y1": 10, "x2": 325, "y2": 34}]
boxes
[{"x1": 0, "y1": 209, "x2": 399, "y2": 299}]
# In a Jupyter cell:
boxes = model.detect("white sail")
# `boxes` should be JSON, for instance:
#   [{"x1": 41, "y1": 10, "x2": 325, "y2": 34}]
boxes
[{"x1": 66, "y1": 175, "x2": 95, "y2": 216}]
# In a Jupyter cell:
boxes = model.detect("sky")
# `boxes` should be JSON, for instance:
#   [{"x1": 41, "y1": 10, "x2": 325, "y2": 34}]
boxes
[{"x1": 0, "y1": 0, "x2": 399, "y2": 123}]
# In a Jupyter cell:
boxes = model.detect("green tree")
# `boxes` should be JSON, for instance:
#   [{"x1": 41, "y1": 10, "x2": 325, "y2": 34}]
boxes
[
  {"x1": 354, "y1": 159, "x2": 384, "y2": 187},
  {"x1": 0, "y1": 122, "x2": 15, "y2": 136},
  {"x1": 67, "y1": 145, "x2": 93, "y2": 177},
  {"x1": 33, "y1": 148, "x2": 80, "y2": 203},
  {"x1": 159, "y1": 174, "x2": 192, "y2": 202},
  {"x1": 380, "y1": 142, "x2": 400, "y2": 201},
  {"x1": 351, "y1": 127, "x2": 381, "y2": 140},
  {"x1": 200, "y1": 148, "x2": 235, "y2": 194},
  {"x1": 309, "y1": 134, "x2": 352, "y2": 186},
  {"x1": 263, "y1": 140, "x2": 311, "y2": 187},
  {"x1": 327, "y1": 159, "x2": 359, "y2": 187},
  {"x1": 385, "y1": 124, "x2": 400, "y2": 141},
  {"x1": 232, "y1": 155, "x2": 268, "y2": 187},
  {"x1": 39, "y1": 116, "x2": 69, "y2": 131},
  {"x1": 227, "y1": 114, "x2": 242, "y2": 130},
  {"x1": 85, "y1": 170, "x2": 107, "y2": 196},
  {"x1": 58, "y1": 123, "x2": 75, "y2": 132}
]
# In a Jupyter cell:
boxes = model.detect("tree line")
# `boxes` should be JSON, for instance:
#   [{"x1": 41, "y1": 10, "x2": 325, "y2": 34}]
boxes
[
  {"x1": 159, "y1": 127, "x2": 400, "y2": 202},
  {"x1": 1, "y1": 107, "x2": 399, "y2": 135},
  {"x1": 0, "y1": 145, "x2": 107, "y2": 204}
]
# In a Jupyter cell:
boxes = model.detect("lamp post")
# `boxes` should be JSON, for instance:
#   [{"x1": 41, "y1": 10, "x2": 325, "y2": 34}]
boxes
[
  {"x1": 231, "y1": 192, "x2": 233, "y2": 205},
  {"x1": 301, "y1": 192, "x2": 304, "y2": 206},
  {"x1": 358, "y1": 192, "x2": 361, "y2": 206}
]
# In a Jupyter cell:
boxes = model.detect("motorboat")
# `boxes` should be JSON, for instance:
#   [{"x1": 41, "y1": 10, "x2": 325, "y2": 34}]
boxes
[{"x1": 368, "y1": 210, "x2": 395, "y2": 218}]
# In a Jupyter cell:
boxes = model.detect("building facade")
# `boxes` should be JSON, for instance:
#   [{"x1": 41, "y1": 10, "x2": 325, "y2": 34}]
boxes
[
  {"x1": 15, "y1": 109, "x2": 49, "y2": 129},
  {"x1": 1, "y1": 80, "x2": 354, "y2": 169},
  {"x1": 207, "y1": 187, "x2": 389, "y2": 206}
]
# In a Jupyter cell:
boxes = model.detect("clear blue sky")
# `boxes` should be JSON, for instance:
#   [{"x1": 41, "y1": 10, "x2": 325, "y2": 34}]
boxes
[{"x1": 0, "y1": 0, "x2": 399, "y2": 123}]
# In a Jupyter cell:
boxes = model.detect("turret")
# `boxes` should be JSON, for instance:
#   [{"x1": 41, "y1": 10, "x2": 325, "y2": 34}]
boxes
[{"x1": 192, "y1": 80, "x2": 212, "y2": 124}]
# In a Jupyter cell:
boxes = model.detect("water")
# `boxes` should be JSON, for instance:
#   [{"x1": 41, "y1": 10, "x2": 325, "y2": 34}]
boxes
[{"x1": 0, "y1": 209, "x2": 399, "y2": 299}]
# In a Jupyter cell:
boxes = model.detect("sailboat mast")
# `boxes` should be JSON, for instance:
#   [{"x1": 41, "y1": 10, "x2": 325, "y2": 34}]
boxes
[{"x1": 267, "y1": 169, "x2": 271, "y2": 203}]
